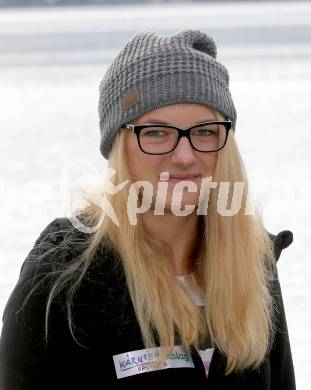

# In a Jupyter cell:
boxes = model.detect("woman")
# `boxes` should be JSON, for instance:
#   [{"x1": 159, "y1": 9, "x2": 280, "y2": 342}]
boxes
[{"x1": 0, "y1": 30, "x2": 295, "y2": 389}]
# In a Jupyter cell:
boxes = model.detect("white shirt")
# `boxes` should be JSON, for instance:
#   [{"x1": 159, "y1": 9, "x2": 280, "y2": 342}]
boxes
[
  {"x1": 175, "y1": 275, "x2": 214, "y2": 377},
  {"x1": 175, "y1": 275, "x2": 205, "y2": 306}
]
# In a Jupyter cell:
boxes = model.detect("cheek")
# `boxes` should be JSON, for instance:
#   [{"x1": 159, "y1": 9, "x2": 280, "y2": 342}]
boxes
[
  {"x1": 126, "y1": 138, "x2": 164, "y2": 183},
  {"x1": 125, "y1": 136, "x2": 144, "y2": 180},
  {"x1": 201, "y1": 152, "x2": 218, "y2": 175}
]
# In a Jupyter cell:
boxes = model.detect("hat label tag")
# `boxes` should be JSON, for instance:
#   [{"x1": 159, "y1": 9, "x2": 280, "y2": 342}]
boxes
[{"x1": 121, "y1": 89, "x2": 140, "y2": 110}]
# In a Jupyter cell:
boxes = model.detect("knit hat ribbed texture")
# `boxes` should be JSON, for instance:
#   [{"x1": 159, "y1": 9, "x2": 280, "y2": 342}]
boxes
[{"x1": 98, "y1": 29, "x2": 237, "y2": 159}]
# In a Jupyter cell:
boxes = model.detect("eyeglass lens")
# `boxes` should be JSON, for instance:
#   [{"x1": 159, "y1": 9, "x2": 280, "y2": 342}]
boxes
[{"x1": 139, "y1": 123, "x2": 226, "y2": 153}]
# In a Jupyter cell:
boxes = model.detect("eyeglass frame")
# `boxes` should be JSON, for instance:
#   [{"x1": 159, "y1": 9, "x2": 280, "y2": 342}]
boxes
[{"x1": 121, "y1": 118, "x2": 232, "y2": 155}]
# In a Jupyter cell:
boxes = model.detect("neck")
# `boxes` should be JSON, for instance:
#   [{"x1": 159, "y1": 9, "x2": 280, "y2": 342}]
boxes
[{"x1": 142, "y1": 210, "x2": 200, "y2": 275}]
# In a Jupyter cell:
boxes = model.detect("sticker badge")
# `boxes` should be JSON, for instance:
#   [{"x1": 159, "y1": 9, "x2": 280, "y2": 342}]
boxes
[
  {"x1": 113, "y1": 345, "x2": 195, "y2": 379},
  {"x1": 197, "y1": 347, "x2": 214, "y2": 377}
]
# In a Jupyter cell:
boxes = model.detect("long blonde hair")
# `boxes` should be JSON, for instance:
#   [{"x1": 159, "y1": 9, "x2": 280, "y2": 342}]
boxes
[{"x1": 22, "y1": 108, "x2": 277, "y2": 375}]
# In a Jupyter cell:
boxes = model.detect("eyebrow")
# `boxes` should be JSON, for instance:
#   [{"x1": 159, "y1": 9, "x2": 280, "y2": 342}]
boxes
[{"x1": 140, "y1": 118, "x2": 219, "y2": 125}]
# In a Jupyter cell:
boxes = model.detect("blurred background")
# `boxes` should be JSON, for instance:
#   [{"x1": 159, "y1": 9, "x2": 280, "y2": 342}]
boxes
[{"x1": 0, "y1": 0, "x2": 310, "y2": 388}]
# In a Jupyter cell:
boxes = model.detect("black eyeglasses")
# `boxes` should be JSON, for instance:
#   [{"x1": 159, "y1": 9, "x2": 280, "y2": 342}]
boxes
[{"x1": 121, "y1": 119, "x2": 232, "y2": 155}]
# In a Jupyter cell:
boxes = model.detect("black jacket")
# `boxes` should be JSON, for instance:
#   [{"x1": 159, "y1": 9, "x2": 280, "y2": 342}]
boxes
[{"x1": 0, "y1": 217, "x2": 296, "y2": 389}]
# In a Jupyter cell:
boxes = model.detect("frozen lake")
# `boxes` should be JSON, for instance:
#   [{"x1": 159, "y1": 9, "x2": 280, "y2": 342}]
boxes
[{"x1": 0, "y1": 1, "x2": 310, "y2": 388}]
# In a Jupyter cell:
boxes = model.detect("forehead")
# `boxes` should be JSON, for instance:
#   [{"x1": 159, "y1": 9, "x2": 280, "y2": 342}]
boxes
[{"x1": 132, "y1": 103, "x2": 219, "y2": 125}]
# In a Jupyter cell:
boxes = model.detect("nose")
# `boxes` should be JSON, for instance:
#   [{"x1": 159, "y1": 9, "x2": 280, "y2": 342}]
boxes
[{"x1": 170, "y1": 135, "x2": 197, "y2": 165}]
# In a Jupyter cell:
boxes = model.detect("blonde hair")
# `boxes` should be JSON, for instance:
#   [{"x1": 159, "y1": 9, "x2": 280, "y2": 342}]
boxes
[{"x1": 22, "y1": 108, "x2": 277, "y2": 375}]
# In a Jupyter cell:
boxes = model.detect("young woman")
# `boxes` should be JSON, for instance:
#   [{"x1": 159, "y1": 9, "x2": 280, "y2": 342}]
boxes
[{"x1": 0, "y1": 29, "x2": 295, "y2": 389}]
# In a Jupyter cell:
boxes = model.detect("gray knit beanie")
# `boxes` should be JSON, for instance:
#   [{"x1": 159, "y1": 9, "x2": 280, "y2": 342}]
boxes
[{"x1": 98, "y1": 29, "x2": 237, "y2": 159}]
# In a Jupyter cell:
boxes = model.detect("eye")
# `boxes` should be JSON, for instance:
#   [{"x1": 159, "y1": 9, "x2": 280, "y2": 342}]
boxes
[
  {"x1": 191, "y1": 123, "x2": 219, "y2": 136},
  {"x1": 195, "y1": 129, "x2": 210, "y2": 135},
  {"x1": 141, "y1": 127, "x2": 173, "y2": 138},
  {"x1": 192, "y1": 129, "x2": 215, "y2": 136},
  {"x1": 144, "y1": 130, "x2": 167, "y2": 137}
]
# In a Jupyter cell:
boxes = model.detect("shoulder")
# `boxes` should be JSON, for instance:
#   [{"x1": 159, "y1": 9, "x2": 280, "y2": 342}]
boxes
[
  {"x1": 265, "y1": 228, "x2": 293, "y2": 304},
  {"x1": 265, "y1": 228, "x2": 293, "y2": 327},
  {"x1": 2, "y1": 216, "x2": 120, "y2": 325},
  {"x1": 19, "y1": 216, "x2": 121, "y2": 286},
  {"x1": 32, "y1": 216, "x2": 86, "y2": 247},
  {"x1": 16, "y1": 217, "x2": 82, "y2": 281},
  {"x1": 22, "y1": 216, "x2": 114, "y2": 265}
]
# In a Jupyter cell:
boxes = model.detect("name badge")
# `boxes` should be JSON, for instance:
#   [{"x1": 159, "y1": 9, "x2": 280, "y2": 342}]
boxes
[{"x1": 113, "y1": 345, "x2": 195, "y2": 379}]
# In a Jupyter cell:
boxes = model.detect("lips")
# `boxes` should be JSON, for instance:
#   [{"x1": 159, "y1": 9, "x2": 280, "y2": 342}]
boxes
[
  {"x1": 168, "y1": 175, "x2": 200, "y2": 182},
  {"x1": 170, "y1": 174, "x2": 200, "y2": 179},
  {"x1": 170, "y1": 176, "x2": 199, "y2": 179}
]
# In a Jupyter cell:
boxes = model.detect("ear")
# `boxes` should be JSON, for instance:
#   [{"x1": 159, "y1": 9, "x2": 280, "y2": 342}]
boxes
[{"x1": 268, "y1": 230, "x2": 293, "y2": 262}]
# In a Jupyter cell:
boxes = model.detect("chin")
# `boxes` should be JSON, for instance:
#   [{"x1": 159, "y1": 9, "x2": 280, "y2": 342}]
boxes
[{"x1": 164, "y1": 197, "x2": 199, "y2": 214}]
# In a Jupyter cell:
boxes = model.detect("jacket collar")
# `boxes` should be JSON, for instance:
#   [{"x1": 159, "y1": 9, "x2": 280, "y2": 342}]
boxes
[{"x1": 268, "y1": 230, "x2": 293, "y2": 262}]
